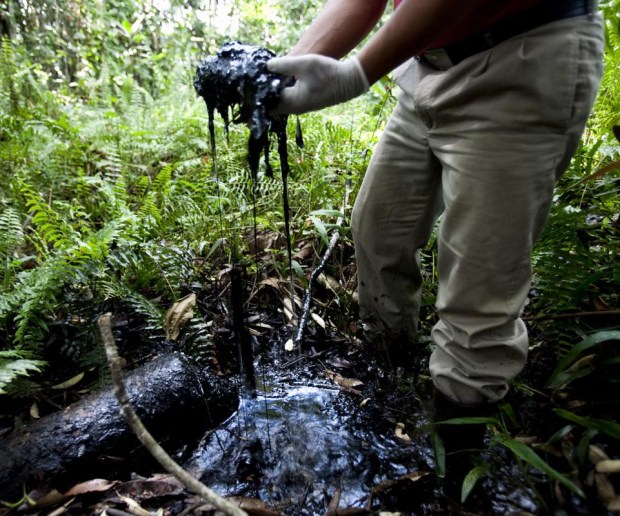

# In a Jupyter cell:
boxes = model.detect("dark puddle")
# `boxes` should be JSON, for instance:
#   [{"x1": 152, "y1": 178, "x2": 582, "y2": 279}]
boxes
[
  {"x1": 180, "y1": 345, "x2": 544, "y2": 514},
  {"x1": 185, "y1": 370, "x2": 432, "y2": 514}
]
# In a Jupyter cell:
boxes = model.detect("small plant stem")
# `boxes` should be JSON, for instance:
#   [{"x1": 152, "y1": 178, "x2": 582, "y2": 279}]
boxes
[{"x1": 97, "y1": 313, "x2": 247, "y2": 516}]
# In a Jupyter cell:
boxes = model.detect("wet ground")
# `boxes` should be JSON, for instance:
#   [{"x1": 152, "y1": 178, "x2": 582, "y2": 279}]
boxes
[
  {"x1": 1, "y1": 288, "x2": 617, "y2": 514},
  {"x1": 180, "y1": 332, "x2": 545, "y2": 515},
  {"x1": 185, "y1": 370, "x2": 429, "y2": 513}
]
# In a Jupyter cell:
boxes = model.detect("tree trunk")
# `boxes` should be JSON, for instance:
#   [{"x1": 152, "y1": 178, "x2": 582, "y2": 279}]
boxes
[{"x1": 0, "y1": 353, "x2": 238, "y2": 501}]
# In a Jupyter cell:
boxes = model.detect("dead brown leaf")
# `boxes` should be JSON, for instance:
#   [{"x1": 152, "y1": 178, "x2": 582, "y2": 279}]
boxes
[
  {"x1": 326, "y1": 487, "x2": 342, "y2": 512},
  {"x1": 293, "y1": 242, "x2": 315, "y2": 261},
  {"x1": 589, "y1": 444, "x2": 610, "y2": 465},
  {"x1": 372, "y1": 471, "x2": 431, "y2": 495},
  {"x1": 596, "y1": 460, "x2": 620, "y2": 474},
  {"x1": 394, "y1": 422, "x2": 411, "y2": 442},
  {"x1": 282, "y1": 296, "x2": 299, "y2": 325},
  {"x1": 594, "y1": 472, "x2": 617, "y2": 504},
  {"x1": 232, "y1": 496, "x2": 286, "y2": 515},
  {"x1": 195, "y1": 496, "x2": 284, "y2": 515},
  {"x1": 318, "y1": 273, "x2": 343, "y2": 296},
  {"x1": 325, "y1": 370, "x2": 364, "y2": 389},
  {"x1": 51, "y1": 372, "x2": 85, "y2": 390},
  {"x1": 325, "y1": 356, "x2": 352, "y2": 370},
  {"x1": 115, "y1": 475, "x2": 184, "y2": 500},
  {"x1": 19, "y1": 489, "x2": 65, "y2": 510},
  {"x1": 117, "y1": 494, "x2": 151, "y2": 516},
  {"x1": 64, "y1": 478, "x2": 117, "y2": 496},
  {"x1": 164, "y1": 293, "x2": 196, "y2": 341},
  {"x1": 324, "y1": 509, "x2": 371, "y2": 516},
  {"x1": 259, "y1": 277, "x2": 282, "y2": 290}
]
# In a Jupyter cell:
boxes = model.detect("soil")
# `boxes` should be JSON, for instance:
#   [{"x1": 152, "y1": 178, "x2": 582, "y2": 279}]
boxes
[{"x1": 1, "y1": 261, "x2": 618, "y2": 515}]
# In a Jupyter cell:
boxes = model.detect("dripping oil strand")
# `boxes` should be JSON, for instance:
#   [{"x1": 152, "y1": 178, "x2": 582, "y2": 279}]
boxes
[
  {"x1": 194, "y1": 43, "x2": 302, "y2": 316},
  {"x1": 230, "y1": 265, "x2": 256, "y2": 393},
  {"x1": 194, "y1": 41, "x2": 305, "y2": 373},
  {"x1": 194, "y1": 41, "x2": 300, "y2": 283}
]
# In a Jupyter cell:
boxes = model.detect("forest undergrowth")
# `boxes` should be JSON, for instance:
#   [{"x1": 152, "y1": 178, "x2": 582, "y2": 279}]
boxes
[{"x1": 0, "y1": 0, "x2": 619, "y2": 513}]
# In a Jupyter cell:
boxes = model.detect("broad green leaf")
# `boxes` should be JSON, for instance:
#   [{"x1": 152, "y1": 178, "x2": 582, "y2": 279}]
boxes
[
  {"x1": 120, "y1": 20, "x2": 132, "y2": 37},
  {"x1": 436, "y1": 416, "x2": 497, "y2": 426},
  {"x1": 309, "y1": 209, "x2": 343, "y2": 218},
  {"x1": 501, "y1": 437, "x2": 584, "y2": 497},
  {"x1": 432, "y1": 429, "x2": 446, "y2": 479},
  {"x1": 310, "y1": 216, "x2": 329, "y2": 247},
  {"x1": 554, "y1": 409, "x2": 620, "y2": 441},
  {"x1": 547, "y1": 330, "x2": 620, "y2": 387},
  {"x1": 461, "y1": 465, "x2": 486, "y2": 503}
]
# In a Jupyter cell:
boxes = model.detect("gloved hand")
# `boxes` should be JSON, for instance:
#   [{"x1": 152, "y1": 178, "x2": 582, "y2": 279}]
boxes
[{"x1": 267, "y1": 54, "x2": 370, "y2": 115}]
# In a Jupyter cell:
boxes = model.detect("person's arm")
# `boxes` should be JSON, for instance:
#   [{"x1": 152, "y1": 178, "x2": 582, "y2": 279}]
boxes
[
  {"x1": 268, "y1": 0, "x2": 483, "y2": 115},
  {"x1": 357, "y1": 0, "x2": 473, "y2": 84},
  {"x1": 288, "y1": 0, "x2": 389, "y2": 58}
]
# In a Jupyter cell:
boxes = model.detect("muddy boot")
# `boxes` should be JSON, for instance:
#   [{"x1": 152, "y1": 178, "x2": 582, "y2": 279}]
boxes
[
  {"x1": 433, "y1": 390, "x2": 498, "y2": 453},
  {"x1": 433, "y1": 390, "x2": 498, "y2": 506},
  {"x1": 356, "y1": 321, "x2": 415, "y2": 369}
]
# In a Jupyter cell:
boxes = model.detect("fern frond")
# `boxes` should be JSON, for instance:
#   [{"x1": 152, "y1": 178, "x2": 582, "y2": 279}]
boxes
[
  {"x1": 0, "y1": 207, "x2": 24, "y2": 260},
  {"x1": 182, "y1": 314, "x2": 216, "y2": 364},
  {"x1": 0, "y1": 349, "x2": 46, "y2": 394}
]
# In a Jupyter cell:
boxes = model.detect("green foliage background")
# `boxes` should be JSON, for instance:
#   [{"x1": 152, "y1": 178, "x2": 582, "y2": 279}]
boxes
[{"x1": 0, "y1": 0, "x2": 618, "y2": 400}]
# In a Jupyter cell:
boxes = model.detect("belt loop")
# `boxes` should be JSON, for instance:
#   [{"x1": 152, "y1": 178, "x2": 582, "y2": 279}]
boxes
[{"x1": 418, "y1": 48, "x2": 454, "y2": 71}]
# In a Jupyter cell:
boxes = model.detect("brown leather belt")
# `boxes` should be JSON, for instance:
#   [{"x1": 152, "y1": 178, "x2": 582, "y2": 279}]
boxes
[{"x1": 417, "y1": 0, "x2": 597, "y2": 71}]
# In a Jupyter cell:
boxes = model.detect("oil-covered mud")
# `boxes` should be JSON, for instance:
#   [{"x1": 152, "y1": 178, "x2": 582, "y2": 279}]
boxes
[
  {"x1": 183, "y1": 348, "x2": 542, "y2": 515},
  {"x1": 185, "y1": 373, "x2": 430, "y2": 513},
  {"x1": 0, "y1": 354, "x2": 237, "y2": 499}
]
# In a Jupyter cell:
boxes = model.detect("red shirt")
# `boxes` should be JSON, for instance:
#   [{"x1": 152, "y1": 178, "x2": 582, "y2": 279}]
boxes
[{"x1": 394, "y1": 0, "x2": 539, "y2": 49}]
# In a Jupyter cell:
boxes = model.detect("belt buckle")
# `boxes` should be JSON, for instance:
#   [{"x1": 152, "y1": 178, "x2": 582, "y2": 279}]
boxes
[{"x1": 420, "y1": 48, "x2": 454, "y2": 71}]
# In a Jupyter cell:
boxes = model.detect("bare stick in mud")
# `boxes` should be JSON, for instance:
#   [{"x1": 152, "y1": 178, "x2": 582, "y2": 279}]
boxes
[
  {"x1": 294, "y1": 179, "x2": 352, "y2": 350},
  {"x1": 97, "y1": 313, "x2": 248, "y2": 516},
  {"x1": 230, "y1": 265, "x2": 257, "y2": 392}
]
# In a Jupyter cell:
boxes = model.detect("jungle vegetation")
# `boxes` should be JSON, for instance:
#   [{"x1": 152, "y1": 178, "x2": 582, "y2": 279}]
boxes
[{"x1": 0, "y1": 0, "x2": 619, "y2": 511}]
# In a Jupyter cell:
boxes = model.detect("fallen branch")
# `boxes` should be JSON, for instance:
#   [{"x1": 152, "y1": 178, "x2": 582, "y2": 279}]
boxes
[
  {"x1": 0, "y1": 353, "x2": 234, "y2": 499},
  {"x1": 98, "y1": 313, "x2": 247, "y2": 516},
  {"x1": 293, "y1": 180, "x2": 351, "y2": 350},
  {"x1": 523, "y1": 309, "x2": 620, "y2": 322}
]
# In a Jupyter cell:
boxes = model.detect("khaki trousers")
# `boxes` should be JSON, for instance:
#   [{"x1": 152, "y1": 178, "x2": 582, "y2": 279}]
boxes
[{"x1": 351, "y1": 14, "x2": 604, "y2": 404}]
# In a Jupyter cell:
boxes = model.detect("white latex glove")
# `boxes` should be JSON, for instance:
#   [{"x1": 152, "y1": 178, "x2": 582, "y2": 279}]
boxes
[{"x1": 267, "y1": 54, "x2": 370, "y2": 115}]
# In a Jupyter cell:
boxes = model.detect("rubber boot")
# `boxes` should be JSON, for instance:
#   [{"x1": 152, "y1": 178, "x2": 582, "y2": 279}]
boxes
[
  {"x1": 433, "y1": 389, "x2": 499, "y2": 507},
  {"x1": 433, "y1": 389, "x2": 498, "y2": 454}
]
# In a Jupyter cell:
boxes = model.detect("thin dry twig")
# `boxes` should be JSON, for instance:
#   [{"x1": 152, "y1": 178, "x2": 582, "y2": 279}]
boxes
[
  {"x1": 294, "y1": 179, "x2": 352, "y2": 350},
  {"x1": 523, "y1": 309, "x2": 620, "y2": 322},
  {"x1": 97, "y1": 313, "x2": 247, "y2": 516}
]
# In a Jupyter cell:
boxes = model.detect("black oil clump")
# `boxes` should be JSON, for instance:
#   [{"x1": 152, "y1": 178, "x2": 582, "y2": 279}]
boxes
[{"x1": 193, "y1": 41, "x2": 299, "y2": 178}]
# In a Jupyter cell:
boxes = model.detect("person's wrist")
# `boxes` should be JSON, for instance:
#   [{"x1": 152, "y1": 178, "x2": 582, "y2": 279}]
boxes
[
  {"x1": 342, "y1": 56, "x2": 370, "y2": 100},
  {"x1": 349, "y1": 56, "x2": 370, "y2": 92}
]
